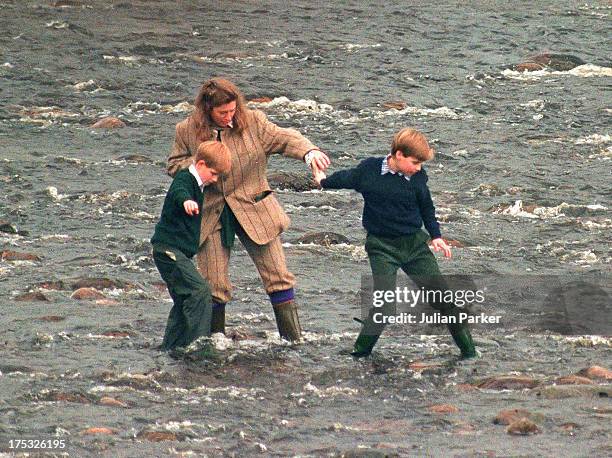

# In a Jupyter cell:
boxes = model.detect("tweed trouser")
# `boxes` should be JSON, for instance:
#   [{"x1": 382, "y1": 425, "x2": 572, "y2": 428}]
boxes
[
  {"x1": 196, "y1": 224, "x2": 295, "y2": 304},
  {"x1": 361, "y1": 231, "x2": 463, "y2": 337},
  {"x1": 153, "y1": 245, "x2": 213, "y2": 350}
]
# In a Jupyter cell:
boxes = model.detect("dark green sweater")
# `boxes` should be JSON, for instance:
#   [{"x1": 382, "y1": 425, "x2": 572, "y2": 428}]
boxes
[{"x1": 151, "y1": 169, "x2": 204, "y2": 258}]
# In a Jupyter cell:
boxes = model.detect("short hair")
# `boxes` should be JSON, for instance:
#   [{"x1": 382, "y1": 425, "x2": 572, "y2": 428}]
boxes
[
  {"x1": 391, "y1": 128, "x2": 434, "y2": 161},
  {"x1": 195, "y1": 141, "x2": 232, "y2": 176}
]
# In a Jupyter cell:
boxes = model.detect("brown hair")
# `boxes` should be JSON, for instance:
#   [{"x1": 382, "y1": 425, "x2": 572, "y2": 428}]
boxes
[
  {"x1": 390, "y1": 128, "x2": 434, "y2": 161},
  {"x1": 195, "y1": 141, "x2": 232, "y2": 176},
  {"x1": 192, "y1": 78, "x2": 249, "y2": 141}
]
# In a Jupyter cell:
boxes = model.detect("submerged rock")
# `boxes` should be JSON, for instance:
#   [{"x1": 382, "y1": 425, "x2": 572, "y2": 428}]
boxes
[
  {"x1": 15, "y1": 291, "x2": 49, "y2": 302},
  {"x1": 514, "y1": 53, "x2": 586, "y2": 72},
  {"x1": 268, "y1": 171, "x2": 317, "y2": 191},
  {"x1": 0, "y1": 221, "x2": 18, "y2": 234},
  {"x1": 296, "y1": 231, "x2": 350, "y2": 246},
  {"x1": 493, "y1": 409, "x2": 543, "y2": 425},
  {"x1": 71, "y1": 287, "x2": 106, "y2": 300},
  {"x1": 70, "y1": 277, "x2": 130, "y2": 290},
  {"x1": 535, "y1": 385, "x2": 612, "y2": 399},
  {"x1": 101, "y1": 330, "x2": 132, "y2": 338},
  {"x1": 383, "y1": 101, "x2": 407, "y2": 110},
  {"x1": 1, "y1": 250, "x2": 41, "y2": 261},
  {"x1": 136, "y1": 431, "x2": 179, "y2": 442},
  {"x1": 91, "y1": 116, "x2": 126, "y2": 128},
  {"x1": 98, "y1": 396, "x2": 129, "y2": 408},
  {"x1": 115, "y1": 154, "x2": 153, "y2": 163},
  {"x1": 577, "y1": 365, "x2": 612, "y2": 381},
  {"x1": 507, "y1": 418, "x2": 540, "y2": 435},
  {"x1": 35, "y1": 280, "x2": 66, "y2": 290},
  {"x1": 476, "y1": 375, "x2": 540, "y2": 390},
  {"x1": 554, "y1": 375, "x2": 594, "y2": 385}
]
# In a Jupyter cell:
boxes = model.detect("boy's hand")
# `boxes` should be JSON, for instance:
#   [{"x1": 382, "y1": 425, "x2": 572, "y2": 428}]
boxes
[
  {"x1": 183, "y1": 200, "x2": 199, "y2": 216},
  {"x1": 431, "y1": 238, "x2": 452, "y2": 258}
]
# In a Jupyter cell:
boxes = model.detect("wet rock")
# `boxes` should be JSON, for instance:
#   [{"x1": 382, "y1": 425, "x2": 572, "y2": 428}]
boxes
[
  {"x1": 115, "y1": 154, "x2": 153, "y2": 163},
  {"x1": 98, "y1": 396, "x2": 129, "y2": 408},
  {"x1": 536, "y1": 385, "x2": 612, "y2": 399},
  {"x1": 383, "y1": 101, "x2": 407, "y2": 110},
  {"x1": 1, "y1": 250, "x2": 41, "y2": 261},
  {"x1": 577, "y1": 365, "x2": 612, "y2": 381},
  {"x1": 515, "y1": 62, "x2": 545, "y2": 72},
  {"x1": 136, "y1": 431, "x2": 179, "y2": 442},
  {"x1": 15, "y1": 291, "x2": 49, "y2": 302},
  {"x1": 514, "y1": 53, "x2": 586, "y2": 72},
  {"x1": 476, "y1": 375, "x2": 540, "y2": 390},
  {"x1": 0, "y1": 364, "x2": 33, "y2": 373},
  {"x1": 35, "y1": 280, "x2": 66, "y2": 290},
  {"x1": 0, "y1": 221, "x2": 18, "y2": 234},
  {"x1": 70, "y1": 277, "x2": 129, "y2": 290},
  {"x1": 94, "y1": 299, "x2": 120, "y2": 306},
  {"x1": 493, "y1": 409, "x2": 543, "y2": 425},
  {"x1": 71, "y1": 287, "x2": 106, "y2": 300},
  {"x1": 268, "y1": 171, "x2": 317, "y2": 192},
  {"x1": 81, "y1": 427, "x2": 117, "y2": 435},
  {"x1": 248, "y1": 97, "x2": 273, "y2": 103},
  {"x1": 554, "y1": 375, "x2": 594, "y2": 385},
  {"x1": 507, "y1": 418, "x2": 540, "y2": 435},
  {"x1": 91, "y1": 116, "x2": 126, "y2": 128},
  {"x1": 296, "y1": 231, "x2": 350, "y2": 246},
  {"x1": 101, "y1": 330, "x2": 132, "y2": 338},
  {"x1": 428, "y1": 404, "x2": 459, "y2": 414},
  {"x1": 39, "y1": 315, "x2": 65, "y2": 322}
]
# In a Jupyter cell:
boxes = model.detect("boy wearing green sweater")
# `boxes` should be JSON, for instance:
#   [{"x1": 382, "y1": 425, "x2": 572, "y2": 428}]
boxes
[{"x1": 151, "y1": 141, "x2": 231, "y2": 351}]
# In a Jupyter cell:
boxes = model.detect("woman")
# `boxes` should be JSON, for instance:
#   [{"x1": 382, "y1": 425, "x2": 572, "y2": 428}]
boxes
[{"x1": 167, "y1": 78, "x2": 330, "y2": 341}]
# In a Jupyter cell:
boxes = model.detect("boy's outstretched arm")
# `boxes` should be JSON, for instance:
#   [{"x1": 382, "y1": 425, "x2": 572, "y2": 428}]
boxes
[{"x1": 318, "y1": 165, "x2": 362, "y2": 191}]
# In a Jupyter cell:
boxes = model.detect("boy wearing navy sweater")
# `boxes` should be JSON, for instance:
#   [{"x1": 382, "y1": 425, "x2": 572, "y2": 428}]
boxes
[
  {"x1": 315, "y1": 128, "x2": 476, "y2": 359},
  {"x1": 151, "y1": 141, "x2": 231, "y2": 351}
]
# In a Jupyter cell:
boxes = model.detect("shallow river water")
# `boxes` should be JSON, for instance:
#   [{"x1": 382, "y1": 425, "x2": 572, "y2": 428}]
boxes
[{"x1": 0, "y1": 1, "x2": 611, "y2": 457}]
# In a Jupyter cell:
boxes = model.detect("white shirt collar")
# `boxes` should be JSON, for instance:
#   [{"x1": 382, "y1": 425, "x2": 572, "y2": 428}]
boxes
[
  {"x1": 188, "y1": 163, "x2": 205, "y2": 191},
  {"x1": 381, "y1": 155, "x2": 410, "y2": 181}
]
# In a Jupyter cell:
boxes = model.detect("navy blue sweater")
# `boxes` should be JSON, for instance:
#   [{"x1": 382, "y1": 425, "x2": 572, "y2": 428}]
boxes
[
  {"x1": 320, "y1": 157, "x2": 441, "y2": 239},
  {"x1": 151, "y1": 169, "x2": 204, "y2": 258}
]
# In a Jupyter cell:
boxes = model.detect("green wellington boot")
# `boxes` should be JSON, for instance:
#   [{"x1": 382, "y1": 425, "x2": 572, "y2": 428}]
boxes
[
  {"x1": 210, "y1": 304, "x2": 225, "y2": 334},
  {"x1": 448, "y1": 323, "x2": 477, "y2": 359},
  {"x1": 272, "y1": 300, "x2": 302, "y2": 341},
  {"x1": 350, "y1": 332, "x2": 380, "y2": 357}
]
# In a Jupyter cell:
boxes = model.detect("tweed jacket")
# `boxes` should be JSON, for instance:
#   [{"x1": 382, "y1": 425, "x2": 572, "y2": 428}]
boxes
[{"x1": 167, "y1": 109, "x2": 317, "y2": 246}]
